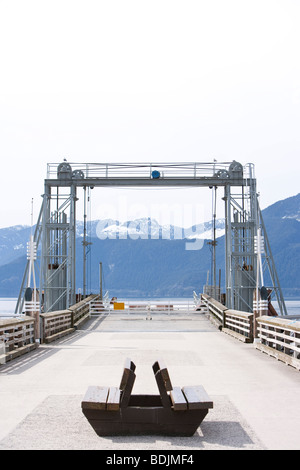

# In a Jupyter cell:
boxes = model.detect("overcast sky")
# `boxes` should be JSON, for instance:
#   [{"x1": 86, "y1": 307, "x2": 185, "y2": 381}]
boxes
[{"x1": 0, "y1": 0, "x2": 299, "y2": 228}]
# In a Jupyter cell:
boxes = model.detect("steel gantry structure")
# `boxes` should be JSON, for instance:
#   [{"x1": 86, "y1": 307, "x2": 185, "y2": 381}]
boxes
[{"x1": 15, "y1": 160, "x2": 287, "y2": 315}]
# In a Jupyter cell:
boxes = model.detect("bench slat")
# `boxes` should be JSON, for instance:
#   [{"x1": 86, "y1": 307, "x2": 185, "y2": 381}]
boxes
[
  {"x1": 120, "y1": 369, "x2": 136, "y2": 408},
  {"x1": 120, "y1": 358, "x2": 136, "y2": 390},
  {"x1": 107, "y1": 386, "x2": 121, "y2": 411},
  {"x1": 170, "y1": 386, "x2": 188, "y2": 410},
  {"x1": 152, "y1": 359, "x2": 173, "y2": 391},
  {"x1": 81, "y1": 386, "x2": 109, "y2": 410},
  {"x1": 119, "y1": 358, "x2": 136, "y2": 408},
  {"x1": 182, "y1": 385, "x2": 213, "y2": 410},
  {"x1": 154, "y1": 369, "x2": 171, "y2": 408}
]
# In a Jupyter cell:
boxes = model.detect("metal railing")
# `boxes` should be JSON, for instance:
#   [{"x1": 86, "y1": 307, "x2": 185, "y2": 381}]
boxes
[
  {"x1": 89, "y1": 297, "x2": 199, "y2": 316},
  {"x1": 126, "y1": 302, "x2": 175, "y2": 314},
  {"x1": 89, "y1": 292, "x2": 110, "y2": 315},
  {"x1": 47, "y1": 161, "x2": 243, "y2": 181},
  {"x1": 0, "y1": 316, "x2": 37, "y2": 364}
]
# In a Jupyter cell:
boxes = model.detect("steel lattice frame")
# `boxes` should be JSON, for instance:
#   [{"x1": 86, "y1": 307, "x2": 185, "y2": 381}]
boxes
[{"x1": 15, "y1": 161, "x2": 287, "y2": 315}]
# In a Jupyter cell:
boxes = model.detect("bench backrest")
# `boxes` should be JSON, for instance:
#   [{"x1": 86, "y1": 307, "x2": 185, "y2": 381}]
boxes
[
  {"x1": 152, "y1": 359, "x2": 173, "y2": 408},
  {"x1": 119, "y1": 358, "x2": 136, "y2": 408},
  {"x1": 152, "y1": 359, "x2": 213, "y2": 411}
]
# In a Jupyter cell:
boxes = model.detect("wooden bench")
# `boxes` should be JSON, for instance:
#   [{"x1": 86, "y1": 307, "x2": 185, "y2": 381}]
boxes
[
  {"x1": 152, "y1": 359, "x2": 213, "y2": 413},
  {"x1": 81, "y1": 357, "x2": 136, "y2": 411},
  {"x1": 81, "y1": 357, "x2": 213, "y2": 436}
]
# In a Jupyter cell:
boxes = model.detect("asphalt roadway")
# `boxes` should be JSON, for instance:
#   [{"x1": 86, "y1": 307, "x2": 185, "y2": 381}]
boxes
[{"x1": 0, "y1": 311, "x2": 299, "y2": 451}]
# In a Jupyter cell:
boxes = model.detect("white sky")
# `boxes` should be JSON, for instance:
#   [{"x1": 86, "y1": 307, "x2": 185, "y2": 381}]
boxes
[{"x1": 0, "y1": 0, "x2": 299, "y2": 228}]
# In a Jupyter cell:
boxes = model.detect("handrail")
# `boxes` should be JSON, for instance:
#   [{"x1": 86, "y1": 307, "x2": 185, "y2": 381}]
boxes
[
  {"x1": 2, "y1": 296, "x2": 299, "y2": 372},
  {"x1": 47, "y1": 161, "x2": 241, "y2": 181},
  {"x1": 68, "y1": 294, "x2": 97, "y2": 326},
  {"x1": 223, "y1": 309, "x2": 254, "y2": 342},
  {"x1": 40, "y1": 309, "x2": 73, "y2": 343},
  {"x1": 201, "y1": 294, "x2": 227, "y2": 326},
  {"x1": 201, "y1": 294, "x2": 254, "y2": 342},
  {"x1": 0, "y1": 316, "x2": 37, "y2": 364},
  {"x1": 255, "y1": 316, "x2": 300, "y2": 370},
  {"x1": 40, "y1": 294, "x2": 97, "y2": 343}
]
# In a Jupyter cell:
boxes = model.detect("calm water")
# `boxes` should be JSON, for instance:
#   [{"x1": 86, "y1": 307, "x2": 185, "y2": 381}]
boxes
[
  {"x1": 0, "y1": 298, "x2": 18, "y2": 316},
  {"x1": 273, "y1": 300, "x2": 300, "y2": 317},
  {"x1": 1, "y1": 297, "x2": 300, "y2": 317}
]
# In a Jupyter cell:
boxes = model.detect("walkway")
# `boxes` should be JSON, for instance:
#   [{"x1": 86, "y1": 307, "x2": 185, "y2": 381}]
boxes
[{"x1": 0, "y1": 312, "x2": 299, "y2": 450}]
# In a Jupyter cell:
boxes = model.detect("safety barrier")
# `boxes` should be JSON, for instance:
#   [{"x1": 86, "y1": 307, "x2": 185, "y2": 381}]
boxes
[
  {"x1": 223, "y1": 309, "x2": 254, "y2": 343},
  {"x1": 41, "y1": 309, "x2": 74, "y2": 343},
  {"x1": 89, "y1": 292, "x2": 110, "y2": 315},
  {"x1": 41, "y1": 294, "x2": 97, "y2": 343},
  {"x1": 89, "y1": 298, "x2": 108, "y2": 315},
  {"x1": 201, "y1": 294, "x2": 227, "y2": 326},
  {"x1": 201, "y1": 294, "x2": 254, "y2": 342},
  {"x1": 3, "y1": 294, "x2": 299, "y2": 372},
  {"x1": 68, "y1": 295, "x2": 97, "y2": 327},
  {"x1": 202, "y1": 294, "x2": 300, "y2": 369},
  {"x1": 0, "y1": 316, "x2": 37, "y2": 364},
  {"x1": 89, "y1": 298, "x2": 200, "y2": 316},
  {"x1": 255, "y1": 316, "x2": 300, "y2": 370}
]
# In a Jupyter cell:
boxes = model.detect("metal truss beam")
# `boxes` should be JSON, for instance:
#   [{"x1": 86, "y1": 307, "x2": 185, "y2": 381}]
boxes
[{"x1": 45, "y1": 176, "x2": 248, "y2": 188}]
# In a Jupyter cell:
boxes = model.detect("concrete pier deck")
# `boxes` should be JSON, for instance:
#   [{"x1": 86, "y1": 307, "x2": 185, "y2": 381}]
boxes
[{"x1": 0, "y1": 312, "x2": 299, "y2": 450}]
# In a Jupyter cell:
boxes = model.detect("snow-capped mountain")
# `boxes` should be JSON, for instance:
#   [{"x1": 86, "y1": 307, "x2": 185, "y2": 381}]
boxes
[
  {"x1": 0, "y1": 225, "x2": 32, "y2": 266},
  {"x1": 0, "y1": 217, "x2": 225, "y2": 267},
  {"x1": 76, "y1": 217, "x2": 225, "y2": 241},
  {"x1": 262, "y1": 193, "x2": 300, "y2": 222},
  {"x1": 0, "y1": 192, "x2": 299, "y2": 297}
]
